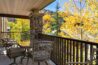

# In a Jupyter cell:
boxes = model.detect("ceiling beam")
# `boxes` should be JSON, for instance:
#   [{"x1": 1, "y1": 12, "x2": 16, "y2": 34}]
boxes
[{"x1": 0, "y1": 13, "x2": 29, "y2": 19}]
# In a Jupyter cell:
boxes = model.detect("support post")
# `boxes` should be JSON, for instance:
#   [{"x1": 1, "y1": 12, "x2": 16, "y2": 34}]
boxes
[
  {"x1": 96, "y1": 45, "x2": 98, "y2": 65},
  {"x1": 30, "y1": 11, "x2": 43, "y2": 46},
  {"x1": 29, "y1": 11, "x2": 43, "y2": 62}
]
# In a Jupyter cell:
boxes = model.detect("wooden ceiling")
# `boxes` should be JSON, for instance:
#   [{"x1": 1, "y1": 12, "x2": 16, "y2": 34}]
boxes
[{"x1": 0, "y1": 0, "x2": 54, "y2": 17}]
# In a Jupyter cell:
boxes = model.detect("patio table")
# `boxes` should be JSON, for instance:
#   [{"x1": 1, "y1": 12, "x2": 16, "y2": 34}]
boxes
[
  {"x1": 19, "y1": 45, "x2": 32, "y2": 64},
  {"x1": 36, "y1": 40, "x2": 53, "y2": 49}
]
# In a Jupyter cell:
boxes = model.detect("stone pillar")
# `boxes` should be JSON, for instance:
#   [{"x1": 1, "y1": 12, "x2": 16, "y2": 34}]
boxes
[
  {"x1": 30, "y1": 12, "x2": 43, "y2": 47},
  {"x1": 30, "y1": 11, "x2": 43, "y2": 62},
  {"x1": 30, "y1": 15, "x2": 35, "y2": 47}
]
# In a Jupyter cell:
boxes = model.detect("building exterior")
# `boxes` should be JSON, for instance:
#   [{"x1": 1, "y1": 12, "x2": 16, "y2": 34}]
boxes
[{"x1": 0, "y1": 17, "x2": 8, "y2": 38}]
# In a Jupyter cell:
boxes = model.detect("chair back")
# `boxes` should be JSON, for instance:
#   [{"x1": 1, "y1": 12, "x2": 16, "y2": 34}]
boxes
[{"x1": 7, "y1": 48, "x2": 25, "y2": 58}]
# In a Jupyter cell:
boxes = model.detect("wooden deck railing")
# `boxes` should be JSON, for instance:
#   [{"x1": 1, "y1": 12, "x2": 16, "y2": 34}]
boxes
[{"x1": 38, "y1": 33, "x2": 98, "y2": 65}]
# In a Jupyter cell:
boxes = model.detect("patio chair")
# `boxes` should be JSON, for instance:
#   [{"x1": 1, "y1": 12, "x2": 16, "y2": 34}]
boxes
[
  {"x1": 1, "y1": 38, "x2": 18, "y2": 49},
  {"x1": 7, "y1": 48, "x2": 25, "y2": 65},
  {"x1": 0, "y1": 38, "x2": 18, "y2": 55},
  {"x1": 66, "y1": 48, "x2": 98, "y2": 65},
  {"x1": 21, "y1": 40, "x2": 53, "y2": 65}
]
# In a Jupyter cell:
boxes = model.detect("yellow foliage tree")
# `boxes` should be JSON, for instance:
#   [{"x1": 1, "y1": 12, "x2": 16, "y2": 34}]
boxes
[
  {"x1": 59, "y1": 0, "x2": 98, "y2": 42},
  {"x1": 8, "y1": 18, "x2": 30, "y2": 46}
]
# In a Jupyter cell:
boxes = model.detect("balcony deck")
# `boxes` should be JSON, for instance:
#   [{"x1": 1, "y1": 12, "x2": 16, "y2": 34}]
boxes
[{"x1": 1, "y1": 33, "x2": 98, "y2": 65}]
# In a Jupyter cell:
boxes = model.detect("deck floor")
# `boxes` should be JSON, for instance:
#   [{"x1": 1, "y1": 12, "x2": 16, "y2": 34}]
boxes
[{"x1": 0, "y1": 55, "x2": 47, "y2": 65}]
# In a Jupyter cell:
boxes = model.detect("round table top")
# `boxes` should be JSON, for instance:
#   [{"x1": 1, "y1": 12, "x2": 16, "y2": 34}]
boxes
[
  {"x1": 36, "y1": 40, "x2": 53, "y2": 43},
  {"x1": 19, "y1": 45, "x2": 32, "y2": 48}
]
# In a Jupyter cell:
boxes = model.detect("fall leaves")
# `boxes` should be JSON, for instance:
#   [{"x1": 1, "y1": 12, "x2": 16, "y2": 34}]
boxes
[
  {"x1": 8, "y1": 18, "x2": 30, "y2": 44},
  {"x1": 42, "y1": 0, "x2": 98, "y2": 42},
  {"x1": 43, "y1": 13, "x2": 57, "y2": 35}
]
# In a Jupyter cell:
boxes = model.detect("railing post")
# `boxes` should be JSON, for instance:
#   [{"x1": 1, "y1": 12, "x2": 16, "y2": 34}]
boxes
[{"x1": 96, "y1": 45, "x2": 98, "y2": 65}]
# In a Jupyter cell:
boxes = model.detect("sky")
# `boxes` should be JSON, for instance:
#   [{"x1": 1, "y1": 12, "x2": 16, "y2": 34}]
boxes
[
  {"x1": 45, "y1": 0, "x2": 66, "y2": 12},
  {"x1": 44, "y1": 0, "x2": 86, "y2": 12}
]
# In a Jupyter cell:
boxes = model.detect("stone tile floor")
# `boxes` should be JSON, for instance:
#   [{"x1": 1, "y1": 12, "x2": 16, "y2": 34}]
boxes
[
  {"x1": 0, "y1": 55, "x2": 46, "y2": 65},
  {"x1": 0, "y1": 47, "x2": 55, "y2": 65}
]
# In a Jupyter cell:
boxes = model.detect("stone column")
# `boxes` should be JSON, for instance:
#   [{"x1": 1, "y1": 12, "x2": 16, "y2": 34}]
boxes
[
  {"x1": 30, "y1": 11, "x2": 43, "y2": 47},
  {"x1": 29, "y1": 11, "x2": 43, "y2": 63},
  {"x1": 30, "y1": 15, "x2": 35, "y2": 47}
]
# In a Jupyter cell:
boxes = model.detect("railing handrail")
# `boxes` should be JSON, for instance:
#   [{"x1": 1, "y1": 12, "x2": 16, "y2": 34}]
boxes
[
  {"x1": 39, "y1": 33, "x2": 98, "y2": 46},
  {"x1": 39, "y1": 33, "x2": 98, "y2": 65}
]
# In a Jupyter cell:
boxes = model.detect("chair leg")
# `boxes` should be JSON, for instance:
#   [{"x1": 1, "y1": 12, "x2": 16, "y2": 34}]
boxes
[
  {"x1": 20, "y1": 56, "x2": 25, "y2": 64},
  {"x1": 10, "y1": 58, "x2": 18, "y2": 65},
  {"x1": 38, "y1": 61, "x2": 40, "y2": 65},
  {"x1": 45, "y1": 61, "x2": 48, "y2": 65},
  {"x1": 26, "y1": 57, "x2": 30, "y2": 65},
  {"x1": 31, "y1": 57, "x2": 35, "y2": 65}
]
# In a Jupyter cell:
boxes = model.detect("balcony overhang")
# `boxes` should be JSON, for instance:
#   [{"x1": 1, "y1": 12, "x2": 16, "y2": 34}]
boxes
[{"x1": 0, "y1": 0, "x2": 55, "y2": 18}]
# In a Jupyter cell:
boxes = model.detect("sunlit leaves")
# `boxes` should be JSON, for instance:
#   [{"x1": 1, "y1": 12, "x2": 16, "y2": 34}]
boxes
[
  {"x1": 43, "y1": 13, "x2": 58, "y2": 35},
  {"x1": 56, "y1": 0, "x2": 98, "y2": 42},
  {"x1": 43, "y1": 14, "x2": 51, "y2": 22},
  {"x1": 42, "y1": 0, "x2": 98, "y2": 42},
  {"x1": 8, "y1": 18, "x2": 30, "y2": 42}
]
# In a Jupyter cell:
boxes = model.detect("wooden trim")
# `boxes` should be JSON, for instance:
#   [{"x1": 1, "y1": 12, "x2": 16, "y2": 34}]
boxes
[
  {"x1": 39, "y1": 0, "x2": 55, "y2": 10},
  {"x1": 31, "y1": 0, "x2": 55, "y2": 10},
  {"x1": 0, "y1": 14, "x2": 29, "y2": 19}
]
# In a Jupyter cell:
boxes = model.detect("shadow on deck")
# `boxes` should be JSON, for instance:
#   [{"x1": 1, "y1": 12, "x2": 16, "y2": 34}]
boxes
[{"x1": 0, "y1": 55, "x2": 55, "y2": 65}]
